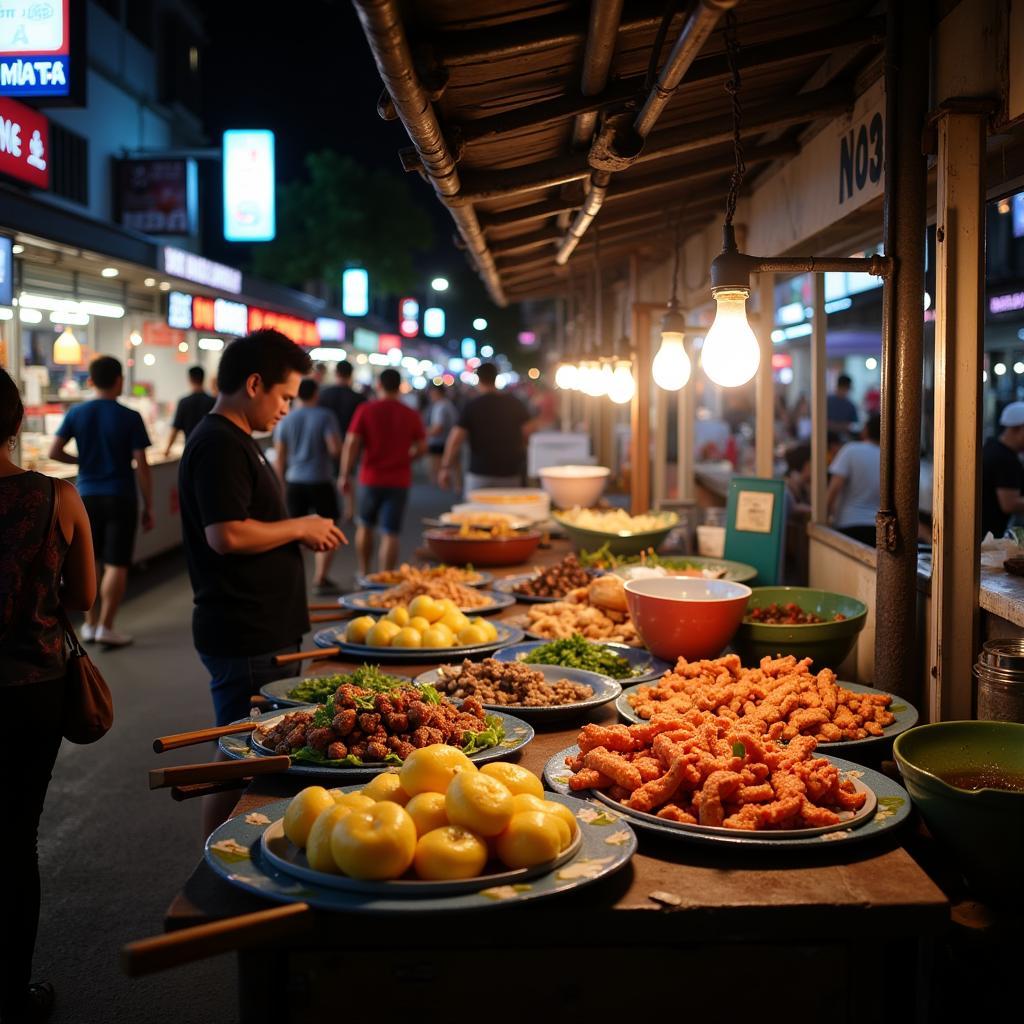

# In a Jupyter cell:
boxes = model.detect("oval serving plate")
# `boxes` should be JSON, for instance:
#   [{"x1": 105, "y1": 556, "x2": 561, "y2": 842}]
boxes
[
  {"x1": 543, "y1": 746, "x2": 911, "y2": 850},
  {"x1": 259, "y1": 671, "x2": 410, "y2": 709},
  {"x1": 205, "y1": 791, "x2": 636, "y2": 913},
  {"x1": 339, "y1": 589, "x2": 516, "y2": 616},
  {"x1": 412, "y1": 664, "x2": 621, "y2": 724},
  {"x1": 356, "y1": 570, "x2": 493, "y2": 590},
  {"x1": 219, "y1": 706, "x2": 535, "y2": 779},
  {"x1": 490, "y1": 572, "x2": 601, "y2": 605},
  {"x1": 615, "y1": 679, "x2": 919, "y2": 754},
  {"x1": 313, "y1": 620, "x2": 525, "y2": 662},
  {"x1": 494, "y1": 640, "x2": 672, "y2": 685}
]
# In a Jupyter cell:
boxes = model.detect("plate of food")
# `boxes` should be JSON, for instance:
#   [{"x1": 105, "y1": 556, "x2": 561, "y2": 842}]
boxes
[
  {"x1": 340, "y1": 588, "x2": 515, "y2": 616},
  {"x1": 220, "y1": 680, "x2": 534, "y2": 778},
  {"x1": 494, "y1": 636, "x2": 673, "y2": 684},
  {"x1": 439, "y1": 509, "x2": 534, "y2": 531},
  {"x1": 512, "y1": 574, "x2": 641, "y2": 647},
  {"x1": 413, "y1": 659, "x2": 621, "y2": 723},
  {"x1": 579, "y1": 544, "x2": 758, "y2": 583},
  {"x1": 542, "y1": 713, "x2": 912, "y2": 849},
  {"x1": 313, "y1": 611, "x2": 523, "y2": 661},
  {"x1": 615, "y1": 653, "x2": 918, "y2": 753},
  {"x1": 553, "y1": 507, "x2": 679, "y2": 558},
  {"x1": 356, "y1": 564, "x2": 493, "y2": 590},
  {"x1": 260, "y1": 665, "x2": 411, "y2": 708},
  {"x1": 490, "y1": 553, "x2": 597, "y2": 603},
  {"x1": 204, "y1": 774, "x2": 637, "y2": 913}
]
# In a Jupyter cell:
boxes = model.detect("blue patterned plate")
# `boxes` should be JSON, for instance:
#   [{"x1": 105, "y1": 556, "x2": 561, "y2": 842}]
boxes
[
  {"x1": 338, "y1": 589, "x2": 516, "y2": 615},
  {"x1": 356, "y1": 569, "x2": 493, "y2": 590},
  {"x1": 543, "y1": 745, "x2": 911, "y2": 850},
  {"x1": 204, "y1": 791, "x2": 637, "y2": 912},
  {"x1": 312, "y1": 620, "x2": 525, "y2": 662},
  {"x1": 412, "y1": 664, "x2": 621, "y2": 723},
  {"x1": 219, "y1": 705, "x2": 534, "y2": 779},
  {"x1": 494, "y1": 640, "x2": 672, "y2": 685},
  {"x1": 616, "y1": 679, "x2": 919, "y2": 754}
]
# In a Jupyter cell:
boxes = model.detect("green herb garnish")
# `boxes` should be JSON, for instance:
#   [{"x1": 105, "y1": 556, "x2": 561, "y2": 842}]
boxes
[
  {"x1": 732, "y1": 741, "x2": 746, "y2": 758},
  {"x1": 286, "y1": 664, "x2": 401, "y2": 705},
  {"x1": 524, "y1": 634, "x2": 636, "y2": 679}
]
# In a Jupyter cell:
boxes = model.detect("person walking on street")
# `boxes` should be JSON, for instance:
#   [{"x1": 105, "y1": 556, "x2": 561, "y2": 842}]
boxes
[
  {"x1": 341, "y1": 368, "x2": 426, "y2": 574},
  {"x1": 319, "y1": 359, "x2": 365, "y2": 519},
  {"x1": 981, "y1": 401, "x2": 1024, "y2": 539},
  {"x1": 827, "y1": 413, "x2": 881, "y2": 546},
  {"x1": 273, "y1": 377, "x2": 343, "y2": 594},
  {"x1": 827, "y1": 373, "x2": 859, "y2": 439},
  {"x1": 163, "y1": 365, "x2": 215, "y2": 455},
  {"x1": 48, "y1": 355, "x2": 153, "y2": 648},
  {"x1": 439, "y1": 362, "x2": 537, "y2": 494},
  {"x1": 425, "y1": 383, "x2": 458, "y2": 490},
  {"x1": 1, "y1": 368, "x2": 97, "y2": 1024}
]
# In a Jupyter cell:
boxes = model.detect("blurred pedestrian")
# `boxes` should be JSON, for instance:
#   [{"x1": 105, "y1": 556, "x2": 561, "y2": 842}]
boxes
[
  {"x1": 981, "y1": 401, "x2": 1024, "y2": 539},
  {"x1": 273, "y1": 378, "x2": 343, "y2": 594},
  {"x1": 48, "y1": 355, "x2": 153, "y2": 648},
  {"x1": 425, "y1": 383, "x2": 458, "y2": 490},
  {"x1": 827, "y1": 373, "x2": 858, "y2": 438},
  {"x1": 1, "y1": 368, "x2": 97, "y2": 1023},
  {"x1": 827, "y1": 413, "x2": 881, "y2": 545},
  {"x1": 163, "y1": 365, "x2": 215, "y2": 456},
  {"x1": 319, "y1": 359, "x2": 365, "y2": 519}
]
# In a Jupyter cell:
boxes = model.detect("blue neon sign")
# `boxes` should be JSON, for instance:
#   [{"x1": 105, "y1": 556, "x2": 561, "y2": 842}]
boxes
[{"x1": 223, "y1": 130, "x2": 276, "y2": 242}]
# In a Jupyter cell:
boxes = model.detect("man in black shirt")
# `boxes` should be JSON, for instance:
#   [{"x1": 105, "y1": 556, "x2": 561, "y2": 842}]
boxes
[
  {"x1": 439, "y1": 363, "x2": 536, "y2": 494},
  {"x1": 319, "y1": 359, "x2": 365, "y2": 517},
  {"x1": 981, "y1": 402, "x2": 1024, "y2": 538},
  {"x1": 163, "y1": 365, "x2": 215, "y2": 455}
]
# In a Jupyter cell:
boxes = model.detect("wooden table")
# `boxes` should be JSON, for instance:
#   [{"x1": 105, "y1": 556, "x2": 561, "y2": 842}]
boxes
[{"x1": 159, "y1": 540, "x2": 950, "y2": 1022}]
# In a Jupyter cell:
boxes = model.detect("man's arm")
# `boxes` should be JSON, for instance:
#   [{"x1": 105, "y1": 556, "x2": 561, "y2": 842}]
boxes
[
  {"x1": 826, "y1": 473, "x2": 847, "y2": 518},
  {"x1": 163, "y1": 428, "x2": 181, "y2": 458},
  {"x1": 48, "y1": 435, "x2": 77, "y2": 465},
  {"x1": 339, "y1": 432, "x2": 362, "y2": 493},
  {"x1": 325, "y1": 429, "x2": 342, "y2": 460},
  {"x1": 134, "y1": 449, "x2": 154, "y2": 530},
  {"x1": 996, "y1": 488, "x2": 1024, "y2": 515},
  {"x1": 438, "y1": 426, "x2": 466, "y2": 485}
]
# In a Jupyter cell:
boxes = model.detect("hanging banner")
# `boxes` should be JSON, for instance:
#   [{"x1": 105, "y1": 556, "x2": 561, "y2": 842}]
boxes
[
  {"x1": 223, "y1": 129, "x2": 276, "y2": 242},
  {"x1": 116, "y1": 160, "x2": 197, "y2": 236},
  {"x1": 0, "y1": 96, "x2": 49, "y2": 188}
]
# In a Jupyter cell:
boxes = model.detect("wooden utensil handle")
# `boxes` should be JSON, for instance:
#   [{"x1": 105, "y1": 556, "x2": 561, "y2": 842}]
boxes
[
  {"x1": 273, "y1": 646, "x2": 339, "y2": 666},
  {"x1": 121, "y1": 903, "x2": 312, "y2": 976},
  {"x1": 148, "y1": 756, "x2": 290, "y2": 790},
  {"x1": 309, "y1": 612, "x2": 350, "y2": 623},
  {"x1": 153, "y1": 721, "x2": 258, "y2": 753},
  {"x1": 308, "y1": 602, "x2": 342, "y2": 611},
  {"x1": 170, "y1": 780, "x2": 247, "y2": 802},
  {"x1": 250, "y1": 695, "x2": 273, "y2": 708}
]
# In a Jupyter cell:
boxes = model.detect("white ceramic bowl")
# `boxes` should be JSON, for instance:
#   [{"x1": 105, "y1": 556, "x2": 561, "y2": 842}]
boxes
[{"x1": 538, "y1": 465, "x2": 611, "y2": 509}]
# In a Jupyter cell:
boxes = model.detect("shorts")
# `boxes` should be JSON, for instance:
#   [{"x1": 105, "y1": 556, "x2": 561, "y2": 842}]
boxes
[
  {"x1": 358, "y1": 485, "x2": 408, "y2": 535},
  {"x1": 199, "y1": 642, "x2": 301, "y2": 726},
  {"x1": 82, "y1": 494, "x2": 137, "y2": 567},
  {"x1": 286, "y1": 481, "x2": 339, "y2": 521}
]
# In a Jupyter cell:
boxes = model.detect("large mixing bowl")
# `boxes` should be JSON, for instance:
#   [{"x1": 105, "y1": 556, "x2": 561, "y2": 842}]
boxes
[
  {"x1": 732, "y1": 586, "x2": 867, "y2": 669},
  {"x1": 894, "y1": 721, "x2": 1024, "y2": 904},
  {"x1": 554, "y1": 511, "x2": 678, "y2": 558},
  {"x1": 624, "y1": 577, "x2": 750, "y2": 661},
  {"x1": 539, "y1": 465, "x2": 610, "y2": 509},
  {"x1": 424, "y1": 528, "x2": 542, "y2": 567}
]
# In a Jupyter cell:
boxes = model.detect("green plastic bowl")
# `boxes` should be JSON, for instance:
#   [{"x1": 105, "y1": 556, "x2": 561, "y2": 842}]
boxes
[
  {"x1": 894, "y1": 721, "x2": 1024, "y2": 904},
  {"x1": 732, "y1": 586, "x2": 867, "y2": 669},
  {"x1": 553, "y1": 511, "x2": 678, "y2": 558}
]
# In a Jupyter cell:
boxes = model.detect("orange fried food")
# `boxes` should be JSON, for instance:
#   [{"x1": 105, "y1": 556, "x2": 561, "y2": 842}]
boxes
[{"x1": 583, "y1": 746, "x2": 642, "y2": 792}]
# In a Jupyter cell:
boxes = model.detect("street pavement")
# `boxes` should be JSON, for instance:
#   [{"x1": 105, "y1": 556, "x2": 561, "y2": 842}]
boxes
[{"x1": 35, "y1": 474, "x2": 454, "y2": 1023}]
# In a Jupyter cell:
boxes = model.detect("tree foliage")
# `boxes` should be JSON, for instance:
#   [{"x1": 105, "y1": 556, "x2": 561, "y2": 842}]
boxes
[{"x1": 250, "y1": 150, "x2": 434, "y2": 293}]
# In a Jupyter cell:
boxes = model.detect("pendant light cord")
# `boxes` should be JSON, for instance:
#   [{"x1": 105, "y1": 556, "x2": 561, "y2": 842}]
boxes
[
  {"x1": 594, "y1": 226, "x2": 603, "y2": 358},
  {"x1": 723, "y1": 9, "x2": 745, "y2": 227},
  {"x1": 670, "y1": 215, "x2": 681, "y2": 305}
]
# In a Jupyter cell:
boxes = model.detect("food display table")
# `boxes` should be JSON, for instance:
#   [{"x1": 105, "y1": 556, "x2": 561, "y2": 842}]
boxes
[{"x1": 157, "y1": 540, "x2": 949, "y2": 1022}]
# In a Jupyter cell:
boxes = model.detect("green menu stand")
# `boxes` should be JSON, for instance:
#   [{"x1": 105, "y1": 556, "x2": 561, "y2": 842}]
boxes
[{"x1": 723, "y1": 476, "x2": 786, "y2": 586}]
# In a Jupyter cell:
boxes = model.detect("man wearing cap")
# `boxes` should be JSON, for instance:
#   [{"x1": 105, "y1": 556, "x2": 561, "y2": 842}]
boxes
[{"x1": 981, "y1": 402, "x2": 1024, "y2": 538}]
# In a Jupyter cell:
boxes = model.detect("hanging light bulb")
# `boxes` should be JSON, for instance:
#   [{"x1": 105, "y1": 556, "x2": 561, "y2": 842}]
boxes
[
  {"x1": 652, "y1": 300, "x2": 692, "y2": 391},
  {"x1": 53, "y1": 326, "x2": 82, "y2": 365},
  {"x1": 555, "y1": 361, "x2": 578, "y2": 390},
  {"x1": 600, "y1": 360, "x2": 615, "y2": 394},
  {"x1": 578, "y1": 359, "x2": 606, "y2": 397},
  {"x1": 701, "y1": 287, "x2": 760, "y2": 387},
  {"x1": 607, "y1": 360, "x2": 636, "y2": 404}
]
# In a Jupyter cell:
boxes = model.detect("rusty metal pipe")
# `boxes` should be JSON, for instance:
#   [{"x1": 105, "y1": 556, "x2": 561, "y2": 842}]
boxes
[
  {"x1": 555, "y1": 170, "x2": 612, "y2": 264},
  {"x1": 352, "y1": 0, "x2": 506, "y2": 305},
  {"x1": 573, "y1": 0, "x2": 626, "y2": 146}
]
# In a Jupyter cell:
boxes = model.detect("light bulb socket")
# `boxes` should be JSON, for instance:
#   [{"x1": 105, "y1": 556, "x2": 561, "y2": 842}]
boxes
[
  {"x1": 660, "y1": 299, "x2": 687, "y2": 337},
  {"x1": 710, "y1": 222, "x2": 753, "y2": 292}
]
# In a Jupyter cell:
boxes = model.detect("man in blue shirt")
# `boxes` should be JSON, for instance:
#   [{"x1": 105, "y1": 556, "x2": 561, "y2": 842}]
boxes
[
  {"x1": 273, "y1": 377, "x2": 342, "y2": 593},
  {"x1": 49, "y1": 355, "x2": 153, "y2": 647}
]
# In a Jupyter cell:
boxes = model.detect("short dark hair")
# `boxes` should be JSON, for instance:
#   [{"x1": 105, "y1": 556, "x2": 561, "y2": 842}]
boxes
[
  {"x1": 314, "y1": 362, "x2": 326, "y2": 374},
  {"x1": 430, "y1": 383, "x2": 445, "y2": 395},
  {"x1": 837, "y1": 374, "x2": 853, "y2": 390},
  {"x1": 188, "y1": 365, "x2": 205, "y2": 385},
  {"x1": 379, "y1": 368, "x2": 401, "y2": 393},
  {"x1": 477, "y1": 362, "x2": 498, "y2": 386},
  {"x1": 785, "y1": 443, "x2": 811, "y2": 474},
  {"x1": 89, "y1": 355, "x2": 123, "y2": 390},
  {"x1": 865, "y1": 413, "x2": 881, "y2": 443},
  {"x1": 298, "y1": 378, "x2": 318, "y2": 401},
  {"x1": 336, "y1": 360, "x2": 354, "y2": 380},
  {"x1": 0, "y1": 368, "x2": 24, "y2": 445},
  {"x1": 217, "y1": 329, "x2": 312, "y2": 395}
]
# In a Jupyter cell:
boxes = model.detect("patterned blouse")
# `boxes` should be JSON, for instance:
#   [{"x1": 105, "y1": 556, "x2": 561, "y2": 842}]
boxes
[{"x1": 0, "y1": 472, "x2": 69, "y2": 685}]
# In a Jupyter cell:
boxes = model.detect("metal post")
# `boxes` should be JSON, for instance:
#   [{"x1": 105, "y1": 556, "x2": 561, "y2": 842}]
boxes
[
  {"x1": 677, "y1": 338, "x2": 696, "y2": 502},
  {"x1": 755, "y1": 273, "x2": 776, "y2": 478},
  {"x1": 930, "y1": 106, "x2": 986, "y2": 722},
  {"x1": 653, "y1": 382, "x2": 668, "y2": 510},
  {"x1": 874, "y1": 0, "x2": 928, "y2": 699},
  {"x1": 630, "y1": 266, "x2": 652, "y2": 513},
  {"x1": 810, "y1": 274, "x2": 828, "y2": 522}
]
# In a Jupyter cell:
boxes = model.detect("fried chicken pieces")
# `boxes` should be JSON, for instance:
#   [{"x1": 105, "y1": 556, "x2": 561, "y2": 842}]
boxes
[
  {"x1": 255, "y1": 683, "x2": 489, "y2": 763},
  {"x1": 628, "y1": 654, "x2": 895, "y2": 742},
  {"x1": 521, "y1": 577, "x2": 640, "y2": 646},
  {"x1": 565, "y1": 710, "x2": 867, "y2": 831}
]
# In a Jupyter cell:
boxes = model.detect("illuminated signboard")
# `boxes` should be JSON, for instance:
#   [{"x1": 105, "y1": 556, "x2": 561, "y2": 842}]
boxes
[
  {"x1": 0, "y1": 0, "x2": 72, "y2": 98},
  {"x1": 248, "y1": 306, "x2": 319, "y2": 346},
  {"x1": 117, "y1": 161, "x2": 197, "y2": 237},
  {"x1": 167, "y1": 291, "x2": 193, "y2": 330},
  {"x1": 461, "y1": 337, "x2": 476, "y2": 359},
  {"x1": 161, "y1": 246, "x2": 241, "y2": 294},
  {"x1": 378, "y1": 333, "x2": 401, "y2": 353},
  {"x1": 214, "y1": 298, "x2": 248, "y2": 336},
  {"x1": 0, "y1": 97, "x2": 49, "y2": 189},
  {"x1": 423, "y1": 307, "x2": 445, "y2": 338},
  {"x1": 353, "y1": 326, "x2": 378, "y2": 352},
  {"x1": 990, "y1": 290, "x2": 1024, "y2": 317},
  {"x1": 342, "y1": 268, "x2": 369, "y2": 317},
  {"x1": 315, "y1": 317, "x2": 345, "y2": 342},
  {"x1": 1014, "y1": 193, "x2": 1024, "y2": 240},
  {"x1": 399, "y1": 297, "x2": 419, "y2": 338},
  {"x1": 223, "y1": 130, "x2": 276, "y2": 242},
  {"x1": 0, "y1": 235, "x2": 11, "y2": 307}
]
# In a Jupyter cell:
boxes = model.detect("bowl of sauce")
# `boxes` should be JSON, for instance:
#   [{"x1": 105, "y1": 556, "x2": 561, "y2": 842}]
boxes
[{"x1": 894, "y1": 721, "x2": 1024, "y2": 904}]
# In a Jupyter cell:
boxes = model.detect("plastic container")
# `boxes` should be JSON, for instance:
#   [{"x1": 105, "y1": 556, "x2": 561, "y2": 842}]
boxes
[{"x1": 973, "y1": 640, "x2": 1024, "y2": 722}]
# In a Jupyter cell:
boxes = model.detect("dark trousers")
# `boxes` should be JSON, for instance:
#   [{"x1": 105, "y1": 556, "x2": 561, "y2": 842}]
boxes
[{"x1": 0, "y1": 677, "x2": 64, "y2": 1019}]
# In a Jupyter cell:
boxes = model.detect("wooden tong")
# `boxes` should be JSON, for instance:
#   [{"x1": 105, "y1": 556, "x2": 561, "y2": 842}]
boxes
[
  {"x1": 122, "y1": 903, "x2": 312, "y2": 976},
  {"x1": 274, "y1": 646, "x2": 340, "y2": 665},
  {"x1": 153, "y1": 721, "x2": 260, "y2": 753},
  {"x1": 148, "y1": 756, "x2": 290, "y2": 791}
]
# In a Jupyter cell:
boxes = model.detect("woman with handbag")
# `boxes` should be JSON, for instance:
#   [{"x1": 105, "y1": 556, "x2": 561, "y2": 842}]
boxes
[{"x1": 0, "y1": 369, "x2": 97, "y2": 1024}]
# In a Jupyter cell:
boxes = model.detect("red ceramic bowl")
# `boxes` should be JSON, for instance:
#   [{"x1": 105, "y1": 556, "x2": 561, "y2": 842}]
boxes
[
  {"x1": 624, "y1": 577, "x2": 752, "y2": 661},
  {"x1": 424, "y1": 528, "x2": 542, "y2": 567}
]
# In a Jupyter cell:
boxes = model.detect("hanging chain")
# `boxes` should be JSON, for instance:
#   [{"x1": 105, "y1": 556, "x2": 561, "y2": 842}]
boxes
[
  {"x1": 723, "y1": 9, "x2": 745, "y2": 226},
  {"x1": 670, "y1": 214, "x2": 681, "y2": 304}
]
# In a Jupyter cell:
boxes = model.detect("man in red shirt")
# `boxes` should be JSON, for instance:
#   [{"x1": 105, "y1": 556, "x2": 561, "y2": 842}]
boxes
[{"x1": 341, "y1": 367, "x2": 426, "y2": 573}]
